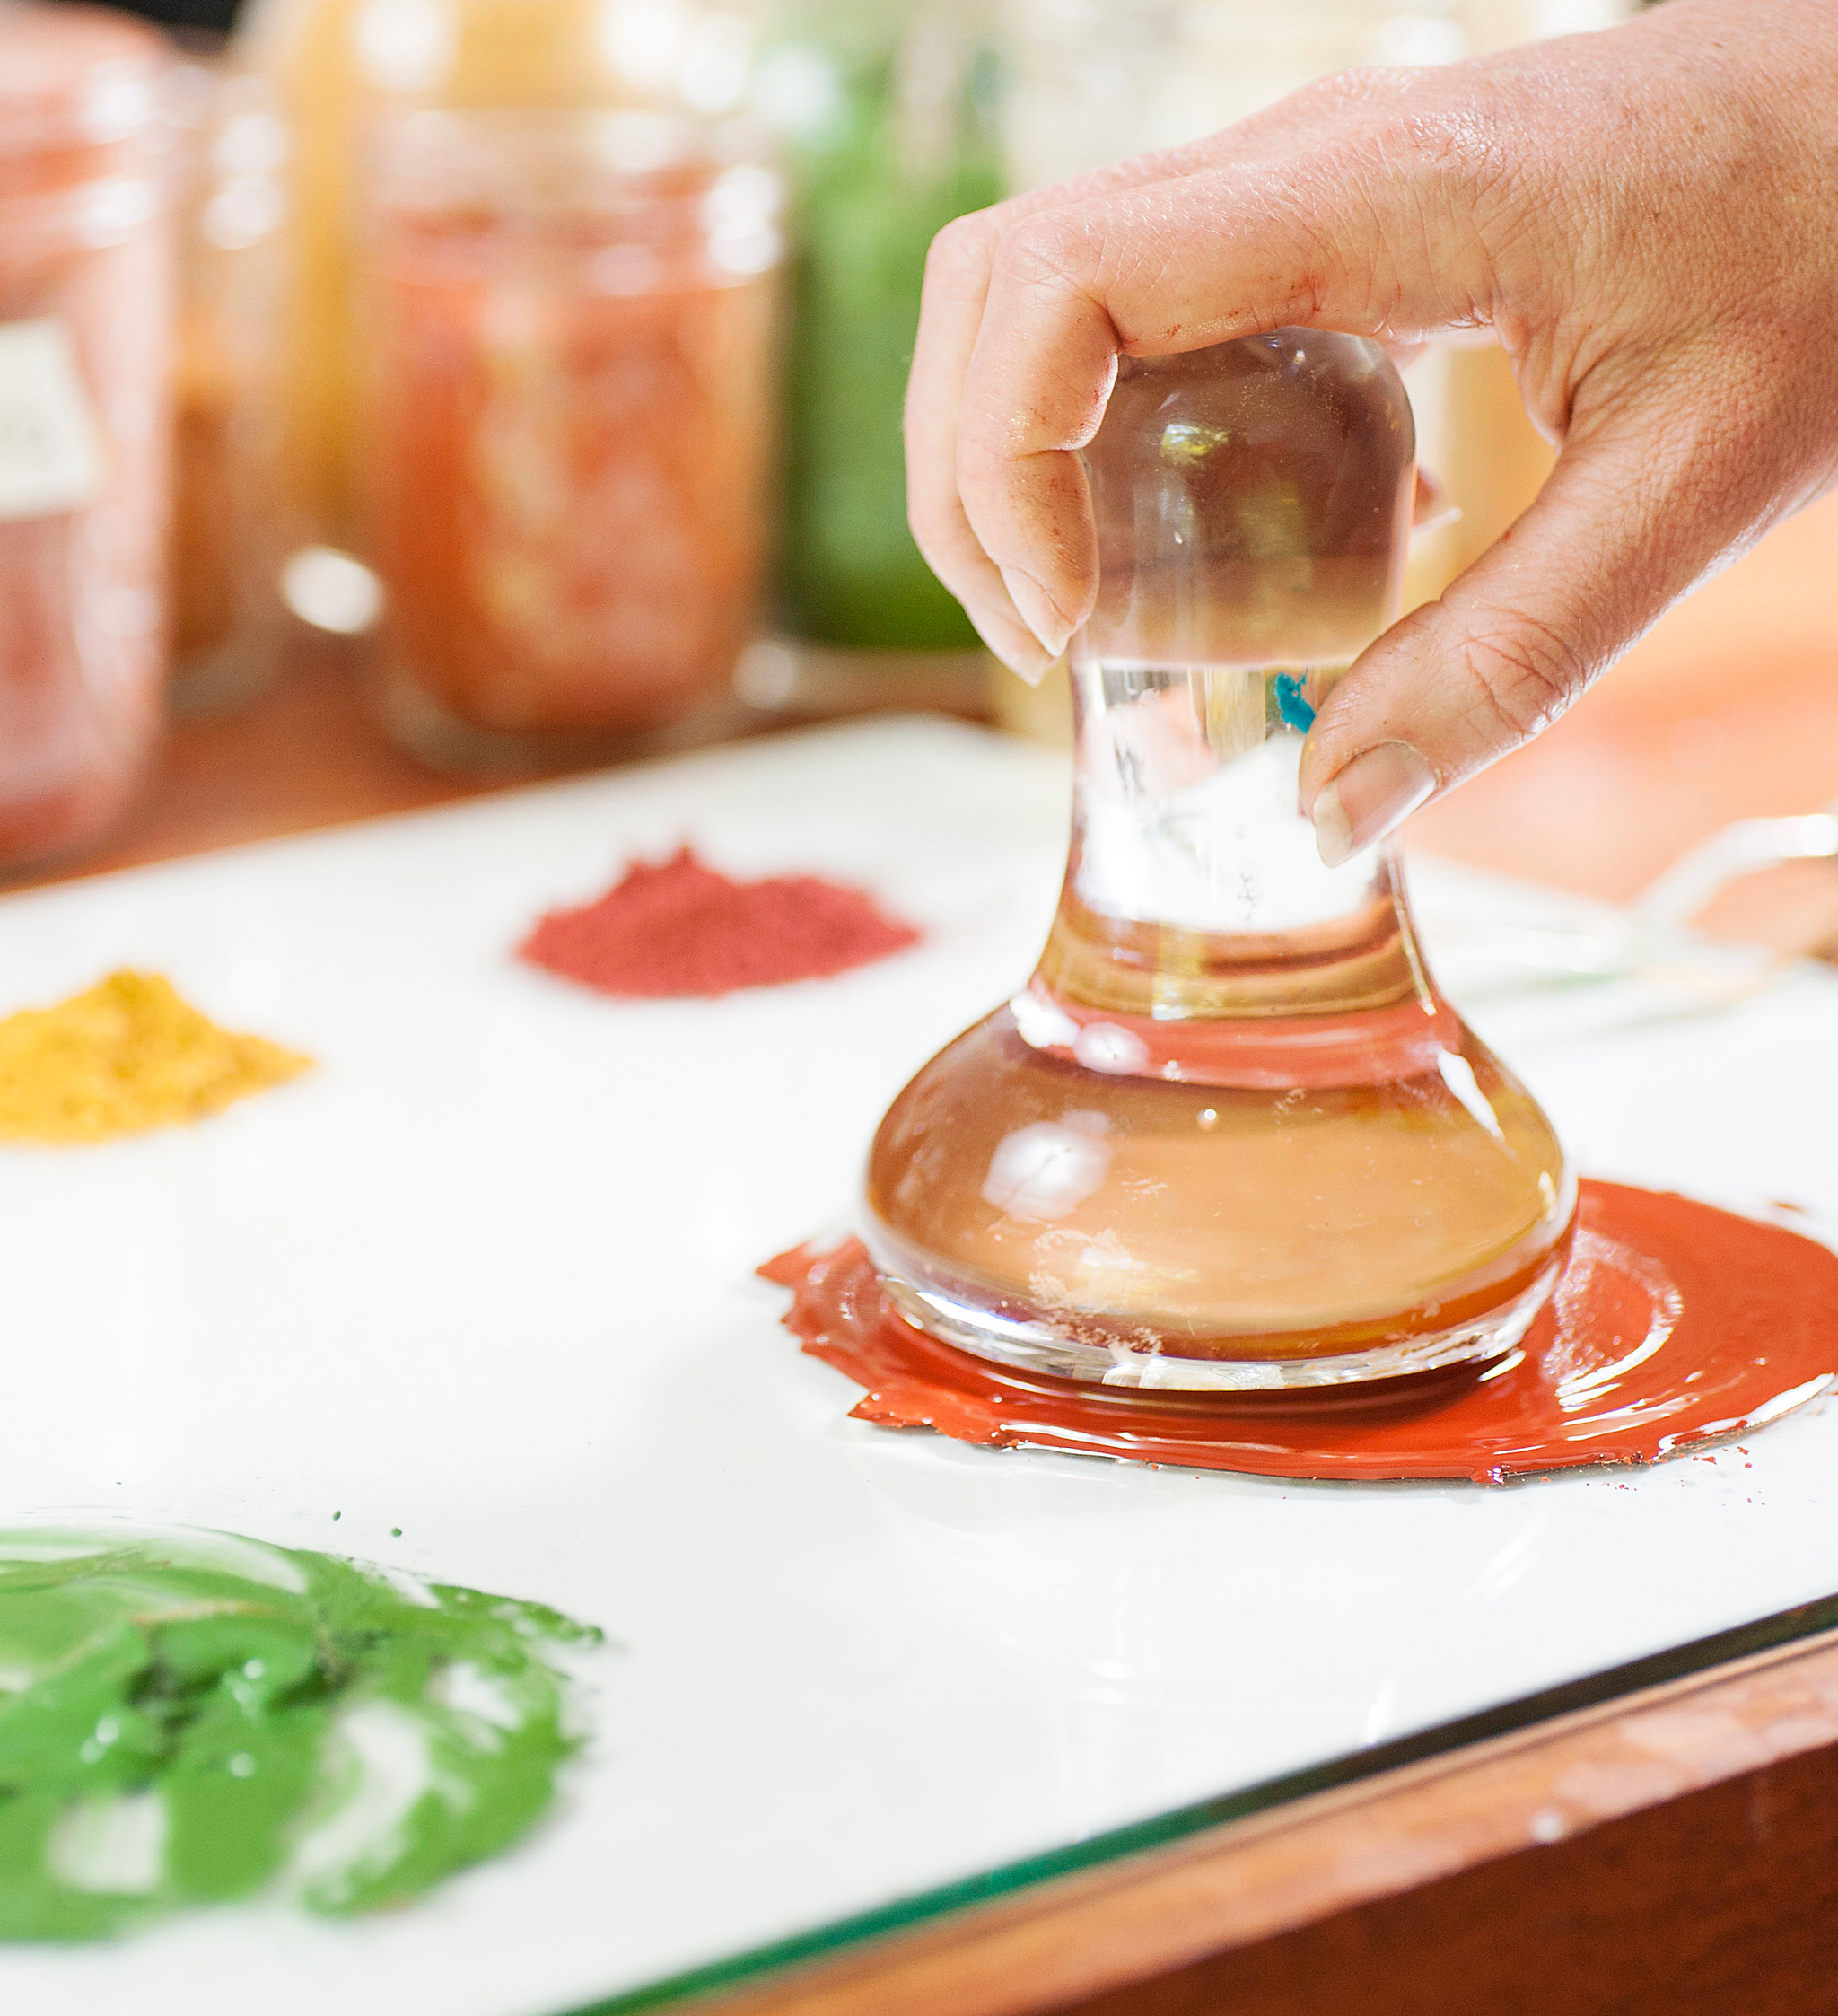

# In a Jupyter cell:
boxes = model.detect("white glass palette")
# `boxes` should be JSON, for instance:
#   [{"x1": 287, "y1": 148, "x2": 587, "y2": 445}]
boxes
[{"x1": 0, "y1": 717, "x2": 1834, "y2": 2016}]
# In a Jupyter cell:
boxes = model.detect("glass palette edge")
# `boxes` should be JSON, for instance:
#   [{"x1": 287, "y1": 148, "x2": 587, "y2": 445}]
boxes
[{"x1": 554, "y1": 1588, "x2": 1838, "y2": 2016}]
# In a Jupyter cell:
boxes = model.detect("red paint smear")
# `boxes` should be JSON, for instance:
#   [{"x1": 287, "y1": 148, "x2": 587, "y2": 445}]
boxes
[
  {"x1": 760, "y1": 1183, "x2": 1838, "y2": 1484},
  {"x1": 520, "y1": 846, "x2": 920, "y2": 998}
]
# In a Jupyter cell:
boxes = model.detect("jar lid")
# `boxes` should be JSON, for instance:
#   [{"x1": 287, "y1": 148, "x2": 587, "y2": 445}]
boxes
[{"x1": 0, "y1": 2, "x2": 170, "y2": 156}]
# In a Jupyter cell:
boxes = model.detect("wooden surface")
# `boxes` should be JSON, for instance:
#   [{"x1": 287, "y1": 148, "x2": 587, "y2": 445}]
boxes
[
  {"x1": 4, "y1": 633, "x2": 775, "y2": 893},
  {"x1": 709, "y1": 1628, "x2": 1838, "y2": 2016},
  {"x1": 9, "y1": 500, "x2": 1838, "y2": 2014}
]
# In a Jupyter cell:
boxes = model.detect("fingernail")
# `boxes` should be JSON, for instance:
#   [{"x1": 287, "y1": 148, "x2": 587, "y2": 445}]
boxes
[
  {"x1": 997, "y1": 565, "x2": 1072, "y2": 659},
  {"x1": 1312, "y1": 741, "x2": 1437, "y2": 868},
  {"x1": 968, "y1": 612, "x2": 1053, "y2": 687}
]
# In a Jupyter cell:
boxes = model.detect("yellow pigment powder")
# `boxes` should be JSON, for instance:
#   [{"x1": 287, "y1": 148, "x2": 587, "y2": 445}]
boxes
[{"x1": 0, "y1": 970, "x2": 311, "y2": 1145}]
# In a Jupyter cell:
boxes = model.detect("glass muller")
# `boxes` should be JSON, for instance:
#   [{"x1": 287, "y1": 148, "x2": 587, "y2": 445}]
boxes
[{"x1": 867, "y1": 331, "x2": 1575, "y2": 1389}]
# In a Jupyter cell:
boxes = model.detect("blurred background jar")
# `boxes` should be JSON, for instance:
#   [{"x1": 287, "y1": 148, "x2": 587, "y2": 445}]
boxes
[
  {"x1": 993, "y1": 0, "x2": 1636, "y2": 744},
  {"x1": 735, "y1": 0, "x2": 1002, "y2": 718},
  {"x1": 232, "y1": 0, "x2": 762, "y2": 561},
  {"x1": 359, "y1": 108, "x2": 781, "y2": 767},
  {"x1": 166, "y1": 42, "x2": 291, "y2": 716},
  {"x1": 0, "y1": 2, "x2": 175, "y2": 872}
]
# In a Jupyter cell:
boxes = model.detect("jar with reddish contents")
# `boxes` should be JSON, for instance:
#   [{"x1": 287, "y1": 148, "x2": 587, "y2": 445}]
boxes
[
  {"x1": 0, "y1": 4, "x2": 173, "y2": 870},
  {"x1": 362, "y1": 111, "x2": 782, "y2": 767}
]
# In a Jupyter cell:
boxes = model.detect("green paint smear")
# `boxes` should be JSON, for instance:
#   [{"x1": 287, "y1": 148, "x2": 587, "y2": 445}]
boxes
[{"x1": 0, "y1": 1527, "x2": 601, "y2": 1940}]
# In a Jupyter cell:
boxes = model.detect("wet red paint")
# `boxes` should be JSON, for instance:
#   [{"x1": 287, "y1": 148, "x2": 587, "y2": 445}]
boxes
[
  {"x1": 519, "y1": 846, "x2": 919, "y2": 997},
  {"x1": 760, "y1": 1183, "x2": 1838, "y2": 1484}
]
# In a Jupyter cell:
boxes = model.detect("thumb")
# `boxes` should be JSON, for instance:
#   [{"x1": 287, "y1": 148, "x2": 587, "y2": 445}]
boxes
[{"x1": 1299, "y1": 368, "x2": 1780, "y2": 865}]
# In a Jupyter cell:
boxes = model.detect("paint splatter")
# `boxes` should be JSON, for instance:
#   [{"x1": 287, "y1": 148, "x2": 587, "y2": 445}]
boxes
[{"x1": 1273, "y1": 672, "x2": 1316, "y2": 732}]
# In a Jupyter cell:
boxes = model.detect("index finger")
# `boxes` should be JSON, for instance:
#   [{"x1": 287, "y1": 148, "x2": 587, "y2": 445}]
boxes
[
  {"x1": 952, "y1": 124, "x2": 1502, "y2": 657},
  {"x1": 905, "y1": 66, "x2": 1452, "y2": 673}
]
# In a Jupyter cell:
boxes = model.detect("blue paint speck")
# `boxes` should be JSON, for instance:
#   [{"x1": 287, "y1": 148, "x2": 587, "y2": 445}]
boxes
[{"x1": 1273, "y1": 673, "x2": 1316, "y2": 732}]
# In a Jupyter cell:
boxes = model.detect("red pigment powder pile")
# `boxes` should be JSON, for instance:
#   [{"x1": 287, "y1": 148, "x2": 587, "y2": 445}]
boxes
[{"x1": 519, "y1": 846, "x2": 921, "y2": 998}]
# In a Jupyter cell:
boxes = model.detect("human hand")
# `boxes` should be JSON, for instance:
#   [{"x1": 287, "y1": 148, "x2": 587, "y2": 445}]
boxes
[{"x1": 906, "y1": 0, "x2": 1838, "y2": 862}]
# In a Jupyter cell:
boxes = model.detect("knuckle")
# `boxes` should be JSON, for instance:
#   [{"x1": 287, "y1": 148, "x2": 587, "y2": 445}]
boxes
[
  {"x1": 1366, "y1": 103, "x2": 1516, "y2": 233},
  {"x1": 1288, "y1": 65, "x2": 1395, "y2": 117},
  {"x1": 994, "y1": 211, "x2": 1095, "y2": 298},
  {"x1": 1383, "y1": 105, "x2": 1484, "y2": 175},
  {"x1": 923, "y1": 211, "x2": 997, "y2": 294}
]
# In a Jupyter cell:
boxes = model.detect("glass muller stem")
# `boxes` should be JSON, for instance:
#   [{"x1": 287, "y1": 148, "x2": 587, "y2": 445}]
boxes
[
  {"x1": 865, "y1": 331, "x2": 1575, "y2": 1391},
  {"x1": 1037, "y1": 655, "x2": 1436, "y2": 1031}
]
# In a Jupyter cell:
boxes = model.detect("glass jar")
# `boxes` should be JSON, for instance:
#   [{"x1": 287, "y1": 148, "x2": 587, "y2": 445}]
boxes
[
  {"x1": 736, "y1": 0, "x2": 1002, "y2": 715},
  {"x1": 866, "y1": 334, "x2": 1573, "y2": 1388},
  {"x1": 167, "y1": 47, "x2": 291, "y2": 717},
  {"x1": 0, "y1": 3, "x2": 175, "y2": 872},
  {"x1": 233, "y1": 0, "x2": 762, "y2": 564},
  {"x1": 360, "y1": 109, "x2": 781, "y2": 766}
]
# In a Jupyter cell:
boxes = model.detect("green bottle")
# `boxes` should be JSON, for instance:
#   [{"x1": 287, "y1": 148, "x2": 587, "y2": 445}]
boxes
[{"x1": 756, "y1": 3, "x2": 1002, "y2": 651}]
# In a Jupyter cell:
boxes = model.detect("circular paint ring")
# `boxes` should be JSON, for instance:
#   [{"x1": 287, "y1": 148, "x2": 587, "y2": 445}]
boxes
[{"x1": 762, "y1": 1183, "x2": 1838, "y2": 1485}]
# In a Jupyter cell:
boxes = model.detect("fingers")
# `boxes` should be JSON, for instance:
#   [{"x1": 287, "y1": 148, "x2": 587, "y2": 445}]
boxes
[
  {"x1": 906, "y1": 214, "x2": 1057, "y2": 679},
  {"x1": 1299, "y1": 356, "x2": 1779, "y2": 863},
  {"x1": 1412, "y1": 467, "x2": 1460, "y2": 535},
  {"x1": 906, "y1": 67, "x2": 1465, "y2": 677},
  {"x1": 948, "y1": 130, "x2": 1503, "y2": 672}
]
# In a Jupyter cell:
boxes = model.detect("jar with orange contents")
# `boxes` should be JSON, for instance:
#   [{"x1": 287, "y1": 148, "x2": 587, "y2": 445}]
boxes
[
  {"x1": 0, "y1": 4, "x2": 175, "y2": 871},
  {"x1": 359, "y1": 110, "x2": 782, "y2": 767}
]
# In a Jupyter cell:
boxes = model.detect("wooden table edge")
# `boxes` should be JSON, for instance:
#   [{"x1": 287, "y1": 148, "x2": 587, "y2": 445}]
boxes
[{"x1": 695, "y1": 1624, "x2": 1838, "y2": 2015}]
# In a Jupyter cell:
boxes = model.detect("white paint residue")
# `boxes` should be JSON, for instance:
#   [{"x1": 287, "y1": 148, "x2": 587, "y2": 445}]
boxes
[
  {"x1": 1008, "y1": 989, "x2": 1080, "y2": 1052},
  {"x1": 48, "y1": 1792, "x2": 167, "y2": 1895},
  {"x1": 982, "y1": 1117, "x2": 1112, "y2": 1223},
  {"x1": 288, "y1": 1701, "x2": 434, "y2": 1891},
  {"x1": 1076, "y1": 710, "x2": 1371, "y2": 933},
  {"x1": 1072, "y1": 1023, "x2": 1150, "y2": 1075},
  {"x1": 374, "y1": 1565, "x2": 442, "y2": 1610},
  {"x1": 439, "y1": 1661, "x2": 526, "y2": 1736},
  {"x1": 1435, "y1": 1048, "x2": 1505, "y2": 1144}
]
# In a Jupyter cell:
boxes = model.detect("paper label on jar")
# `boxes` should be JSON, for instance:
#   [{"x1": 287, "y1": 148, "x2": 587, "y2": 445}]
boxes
[{"x1": 0, "y1": 319, "x2": 108, "y2": 524}]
